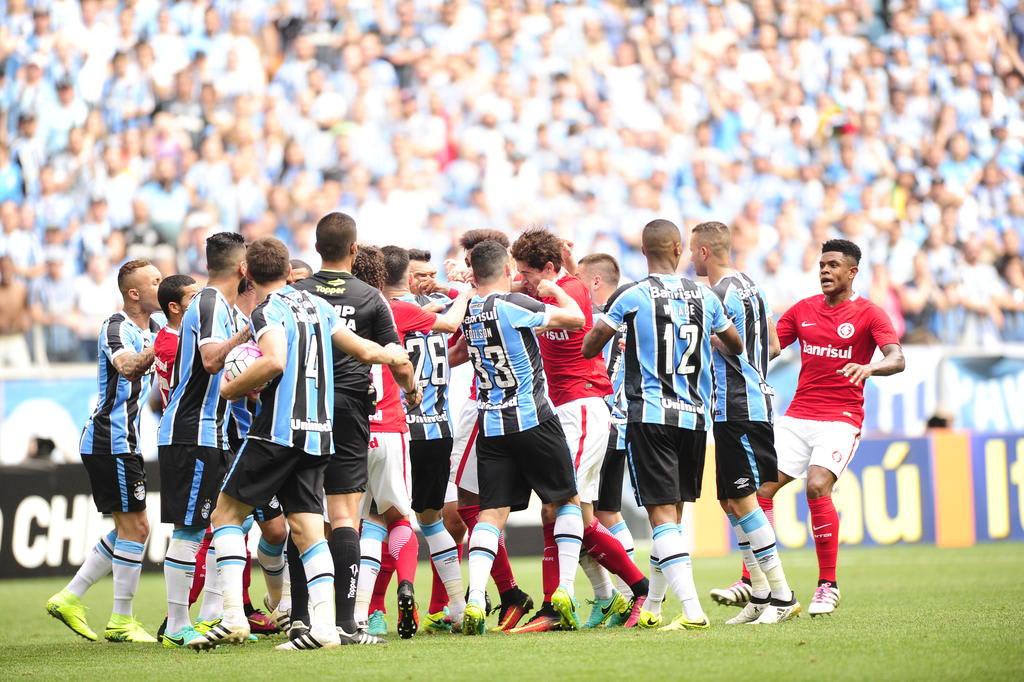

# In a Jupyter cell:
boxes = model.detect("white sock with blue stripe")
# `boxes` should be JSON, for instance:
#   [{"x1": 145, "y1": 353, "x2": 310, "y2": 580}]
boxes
[
  {"x1": 212, "y1": 525, "x2": 248, "y2": 626},
  {"x1": 165, "y1": 527, "x2": 203, "y2": 632},
  {"x1": 736, "y1": 509, "x2": 791, "y2": 602},
  {"x1": 728, "y1": 513, "x2": 770, "y2": 600},
  {"x1": 607, "y1": 520, "x2": 635, "y2": 598},
  {"x1": 647, "y1": 553, "x2": 666, "y2": 616},
  {"x1": 355, "y1": 521, "x2": 386, "y2": 624},
  {"x1": 112, "y1": 538, "x2": 145, "y2": 616},
  {"x1": 198, "y1": 543, "x2": 223, "y2": 622},
  {"x1": 467, "y1": 522, "x2": 500, "y2": 609},
  {"x1": 301, "y1": 539, "x2": 336, "y2": 636},
  {"x1": 652, "y1": 523, "x2": 704, "y2": 623},
  {"x1": 554, "y1": 505, "x2": 584, "y2": 597},
  {"x1": 67, "y1": 530, "x2": 116, "y2": 598},
  {"x1": 257, "y1": 537, "x2": 287, "y2": 608},
  {"x1": 422, "y1": 519, "x2": 465, "y2": 619}
]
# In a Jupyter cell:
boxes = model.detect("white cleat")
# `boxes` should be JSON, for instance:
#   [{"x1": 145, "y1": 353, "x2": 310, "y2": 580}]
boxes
[
  {"x1": 808, "y1": 583, "x2": 840, "y2": 617},
  {"x1": 726, "y1": 600, "x2": 769, "y2": 624},
  {"x1": 201, "y1": 618, "x2": 250, "y2": 646},
  {"x1": 752, "y1": 599, "x2": 801, "y2": 624},
  {"x1": 264, "y1": 594, "x2": 290, "y2": 631},
  {"x1": 710, "y1": 580, "x2": 752, "y2": 607},
  {"x1": 275, "y1": 628, "x2": 340, "y2": 651}
]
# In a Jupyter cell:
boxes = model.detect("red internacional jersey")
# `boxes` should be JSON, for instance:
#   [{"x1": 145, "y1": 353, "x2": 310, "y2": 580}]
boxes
[
  {"x1": 153, "y1": 326, "x2": 180, "y2": 408},
  {"x1": 369, "y1": 299, "x2": 437, "y2": 433},
  {"x1": 776, "y1": 294, "x2": 900, "y2": 428},
  {"x1": 536, "y1": 274, "x2": 612, "y2": 406}
]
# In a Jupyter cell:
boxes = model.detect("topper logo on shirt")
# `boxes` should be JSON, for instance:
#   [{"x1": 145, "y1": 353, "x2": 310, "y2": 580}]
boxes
[{"x1": 837, "y1": 322, "x2": 855, "y2": 339}]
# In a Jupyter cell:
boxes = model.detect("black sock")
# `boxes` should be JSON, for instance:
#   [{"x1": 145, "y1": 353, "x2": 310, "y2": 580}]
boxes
[
  {"x1": 329, "y1": 526, "x2": 360, "y2": 631},
  {"x1": 629, "y1": 576, "x2": 650, "y2": 597},
  {"x1": 287, "y1": 535, "x2": 309, "y2": 626}
]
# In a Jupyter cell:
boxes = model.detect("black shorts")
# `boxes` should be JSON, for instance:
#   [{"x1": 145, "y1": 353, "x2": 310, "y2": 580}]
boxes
[
  {"x1": 410, "y1": 437, "x2": 453, "y2": 513},
  {"x1": 713, "y1": 420, "x2": 778, "y2": 500},
  {"x1": 82, "y1": 453, "x2": 147, "y2": 514},
  {"x1": 253, "y1": 497, "x2": 285, "y2": 523},
  {"x1": 221, "y1": 438, "x2": 327, "y2": 515},
  {"x1": 159, "y1": 445, "x2": 228, "y2": 527},
  {"x1": 626, "y1": 423, "x2": 707, "y2": 506},
  {"x1": 324, "y1": 392, "x2": 371, "y2": 495},
  {"x1": 596, "y1": 438, "x2": 627, "y2": 513},
  {"x1": 476, "y1": 418, "x2": 577, "y2": 512}
]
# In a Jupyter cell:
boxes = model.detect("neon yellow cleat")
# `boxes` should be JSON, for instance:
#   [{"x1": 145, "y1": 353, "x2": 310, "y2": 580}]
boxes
[
  {"x1": 636, "y1": 610, "x2": 664, "y2": 629},
  {"x1": 46, "y1": 589, "x2": 98, "y2": 641},
  {"x1": 461, "y1": 604, "x2": 486, "y2": 636},
  {"x1": 659, "y1": 614, "x2": 710, "y2": 631},
  {"x1": 104, "y1": 614, "x2": 158, "y2": 643},
  {"x1": 423, "y1": 610, "x2": 452, "y2": 634},
  {"x1": 550, "y1": 588, "x2": 581, "y2": 631},
  {"x1": 194, "y1": 619, "x2": 220, "y2": 635}
]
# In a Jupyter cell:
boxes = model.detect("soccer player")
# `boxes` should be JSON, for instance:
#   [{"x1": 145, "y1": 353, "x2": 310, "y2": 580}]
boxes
[
  {"x1": 690, "y1": 221, "x2": 798, "y2": 624},
  {"x1": 459, "y1": 240, "x2": 587, "y2": 635},
  {"x1": 45, "y1": 259, "x2": 163, "y2": 643},
  {"x1": 289, "y1": 213, "x2": 409, "y2": 644},
  {"x1": 156, "y1": 233, "x2": 253, "y2": 649},
  {"x1": 510, "y1": 230, "x2": 648, "y2": 632},
  {"x1": 712, "y1": 239, "x2": 904, "y2": 617},
  {"x1": 576, "y1": 253, "x2": 642, "y2": 627},
  {"x1": 582, "y1": 219, "x2": 744, "y2": 631},
  {"x1": 446, "y1": 229, "x2": 531, "y2": 632},
  {"x1": 153, "y1": 275, "x2": 199, "y2": 408},
  {"x1": 207, "y1": 237, "x2": 409, "y2": 650},
  {"x1": 288, "y1": 259, "x2": 313, "y2": 283}
]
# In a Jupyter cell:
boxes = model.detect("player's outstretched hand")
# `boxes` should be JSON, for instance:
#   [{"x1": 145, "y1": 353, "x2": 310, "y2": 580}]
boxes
[
  {"x1": 838, "y1": 363, "x2": 872, "y2": 385},
  {"x1": 384, "y1": 342, "x2": 410, "y2": 366}
]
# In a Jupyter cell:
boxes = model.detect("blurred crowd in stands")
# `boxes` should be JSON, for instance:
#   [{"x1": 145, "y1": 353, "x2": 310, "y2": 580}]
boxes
[{"x1": 1, "y1": 0, "x2": 1023, "y2": 365}]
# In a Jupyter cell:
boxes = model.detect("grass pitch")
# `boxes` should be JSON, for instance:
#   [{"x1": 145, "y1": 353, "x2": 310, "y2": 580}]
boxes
[{"x1": 2, "y1": 544, "x2": 1021, "y2": 681}]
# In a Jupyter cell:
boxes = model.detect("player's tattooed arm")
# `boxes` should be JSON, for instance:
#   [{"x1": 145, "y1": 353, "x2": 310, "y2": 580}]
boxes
[
  {"x1": 535, "y1": 279, "x2": 584, "y2": 330},
  {"x1": 838, "y1": 343, "x2": 905, "y2": 385},
  {"x1": 112, "y1": 347, "x2": 156, "y2": 381},
  {"x1": 581, "y1": 319, "x2": 616, "y2": 358},
  {"x1": 200, "y1": 326, "x2": 252, "y2": 375}
]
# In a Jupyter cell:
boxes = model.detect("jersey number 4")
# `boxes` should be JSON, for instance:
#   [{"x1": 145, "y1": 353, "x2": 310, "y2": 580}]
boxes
[
  {"x1": 663, "y1": 324, "x2": 698, "y2": 375},
  {"x1": 467, "y1": 344, "x2": 515, "y2": 390}
]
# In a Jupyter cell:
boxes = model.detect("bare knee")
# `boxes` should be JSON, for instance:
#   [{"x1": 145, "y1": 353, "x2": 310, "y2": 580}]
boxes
[
  {"x1": 805, "y1": 468, "x2": 836, "y2": 499},
  {"x1": 442, "y1": 504, "x2": 466, "y2": 543},
  {"x1": 115, "y1": 512, "x2": 149, "y2": 542},
  {"x1": 258, "y1": 516, "x2": 288, "y2": 545}
]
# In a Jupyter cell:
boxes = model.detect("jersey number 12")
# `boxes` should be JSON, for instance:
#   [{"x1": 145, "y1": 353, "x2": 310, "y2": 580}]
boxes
[{"x1": 664, "y1": 324, "x2": 698, "y2": 375}]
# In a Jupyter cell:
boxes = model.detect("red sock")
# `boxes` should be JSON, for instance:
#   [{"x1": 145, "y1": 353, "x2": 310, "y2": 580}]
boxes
[
  {"x1": 371, "y1": 551, "x2": 396, "y2": 614},
  {"x1": 458, "y1": 505, "x2": 480, "y2": 531},
  {"x1": 582, "y1": 518, "x2": 645, "y2": 587},
  {"x1": 542, "y1": 522, "x2": 557, "y2": 603},
  {"x1": 742, "y1": 497, "x2": 775, "y2": 581},
  {"x1": 429, "y1": 560, "x2": 447, "y2": 613},
  {"x1": 189, "y1": 531, "x2": 213, "y2": 606},
  {"x1": 388, "y1": 519, "x2": 419, "y2": 585},
  {"x1": 807, "y1": 496, "x2": 839, "y2": 584},
  {"x1": 242, "y1": 542, "x2": 253, "y2": 608}
]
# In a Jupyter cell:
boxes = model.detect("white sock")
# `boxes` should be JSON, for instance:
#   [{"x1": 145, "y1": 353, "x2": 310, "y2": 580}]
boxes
[
  {"x1": 257, "y1": 537, "x2": 287, "y2": 608},
  {"x1": 355, "y1": 521, "x2": 386, "y2": 624},
  {"x1": 553, "y1": 505, "x2": 584, "y2": 597},
  {"x1": 647, "y1": 554, "x2": 666, "y2": 616},
  {"x1": 736, "y1": 509, "x2": 791, "y2": 602},
  {"x1": 211, "y1": 524, "x2": 247, "y2": 626},
  {"x1": 422, "y1": 519, "x2": 465, "y2": 619},
  {"x1": 279, "y1": 552, "x2": 292, "y2": 614},
  {"x1": 467, "y1": 522, "x2": 499, "y2": 608},
  {"x1": 729, "y1": 513, "x2": 769, "y2": 599},
  {"x1": 111, "y1": 538, "x2": 145, "y2": 616},
  {"x1": 198, "y1": 543, "x2": 223, "y2": 622},
  {"x1": 164, "y1": 529, "x2": 202, "y2": 632},
  {"x1": 300, "y1": 539, "x2": 336, "y2": 638},
  {"x1": 606, "y1": 520, "x2": 635, "y2": 598},
  {"x1": 652, "y1": 523, "x2": 704, "y2": 623},
  {"x1": 580, "y1": 552, "x2": 614, "y2": 600},
  {"x1": 67, "y1": 530, "x2": 116, "y2": 597}
]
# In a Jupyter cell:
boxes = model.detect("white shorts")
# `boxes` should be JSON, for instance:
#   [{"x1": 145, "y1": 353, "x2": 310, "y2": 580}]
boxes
[
  {"x1": 361, "y1": 431, "x2": 412, "y2": 518},
  {"x1": 775, "y1": 415, "x2": 861, "y2": 480},
  {"x1": 450, "y1": 398, "x2": 479, "y2": 495},
  {"x1": 557, "y1": 397, "x2": 611, "y2": 504}
]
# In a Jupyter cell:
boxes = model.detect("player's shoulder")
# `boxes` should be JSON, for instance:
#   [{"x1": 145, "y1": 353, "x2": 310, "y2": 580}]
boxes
[
  {"x1": 607, "y1": 279, "x2": 644, "y2": 305},
  {"x1": 389, "y1": 297, "x2": 424, "y2": 317},
  {"x1": 500, "y1": 291, "x2": 541, "y2": 309}
]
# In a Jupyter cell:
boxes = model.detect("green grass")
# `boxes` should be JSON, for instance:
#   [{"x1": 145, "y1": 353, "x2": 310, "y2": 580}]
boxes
[{"x1": 3, "y1": 544, "x2": 1022, "y2": 680}]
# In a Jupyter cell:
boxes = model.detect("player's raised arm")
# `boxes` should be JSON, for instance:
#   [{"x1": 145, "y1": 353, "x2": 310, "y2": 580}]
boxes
[
  {"x1": 220, "y1": 326, "x2": 285, "y2": 400},
  {"x1": 581, "y1": 318, "x2": 616, "y2": 358},
  {"x1": 535, "y1": 278, "x2": 584, "y2": 330},
  {"x1": 430, "y1": 286, "x2": 474, "y2": 333}
]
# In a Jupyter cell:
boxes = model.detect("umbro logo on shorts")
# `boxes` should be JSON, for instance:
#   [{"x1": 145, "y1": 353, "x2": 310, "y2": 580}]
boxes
[{"x1": 734, "y1": 477, "x2": 750, "y2": 487}]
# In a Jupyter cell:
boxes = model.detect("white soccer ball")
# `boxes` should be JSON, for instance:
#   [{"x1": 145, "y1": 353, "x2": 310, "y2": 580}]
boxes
[{"x1": 224, "y1": 341, "x2": 263, "y2": 382}]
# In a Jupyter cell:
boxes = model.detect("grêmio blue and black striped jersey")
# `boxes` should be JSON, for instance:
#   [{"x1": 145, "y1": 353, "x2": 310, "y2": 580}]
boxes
[
  {"x1": 461, "y1": 292, "x2": 556, "y2": 437},
  {"x1": 398, "y1": 292, "x2": 452, "y2": 441},
  {"x1": 158, "y1": 287, "x2": 238, "y2": 450},
  {"x1": 598, "y1": 303, "x2": 628, "y2": 450},
  {"x1": 245, "y1": 285, "x2": 342, "y2": 456},
  {"x1": 711, "y1": 272, "x2": 774, "y2": 423},
  {"x1": 601, "y1": 275, "x2": 731, "y2": 431},
  {"x1": 80, "y1": 312, "x2": 160, "y2": 455},
  {"x1": 227, "y1": 307, "x2": 255, "y2": 448}
]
